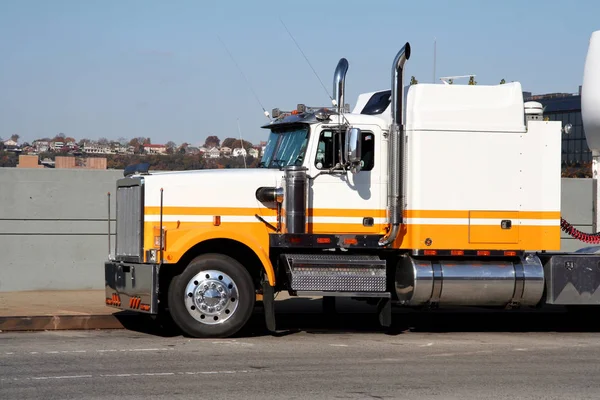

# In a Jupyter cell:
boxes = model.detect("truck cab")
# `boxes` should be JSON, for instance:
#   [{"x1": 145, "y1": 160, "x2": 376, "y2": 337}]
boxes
[{"x1": 258, "y1": 111, "x2": 388, "y2": 236}]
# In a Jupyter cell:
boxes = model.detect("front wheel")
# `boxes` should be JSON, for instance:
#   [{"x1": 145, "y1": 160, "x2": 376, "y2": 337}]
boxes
[{"x1": 168, "y1": 253, "x2": 255, "y2": 338}]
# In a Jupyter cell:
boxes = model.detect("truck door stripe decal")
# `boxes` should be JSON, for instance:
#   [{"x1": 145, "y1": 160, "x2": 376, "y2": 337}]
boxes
[
  {"x1": 144, "y1": 215, "x2": 388, "y2": 225},
  {"x1": 404, "y1": 218, "x2": 559, "y2": 226}
]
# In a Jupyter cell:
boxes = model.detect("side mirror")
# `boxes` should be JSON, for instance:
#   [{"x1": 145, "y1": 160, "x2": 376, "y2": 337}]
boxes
[{"x1": 345, "y1": 127, "x2": 362, "y2": 167}]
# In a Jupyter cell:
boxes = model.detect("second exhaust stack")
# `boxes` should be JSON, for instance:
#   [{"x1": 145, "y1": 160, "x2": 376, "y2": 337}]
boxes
[{"x1": 379, "y1": 42, "x2": 411, "y2": 247}]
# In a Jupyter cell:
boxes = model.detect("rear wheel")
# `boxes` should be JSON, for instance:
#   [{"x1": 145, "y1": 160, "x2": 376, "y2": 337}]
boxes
[{"x1": 168, "y1": 253, "x2": 255, "y2": 338}]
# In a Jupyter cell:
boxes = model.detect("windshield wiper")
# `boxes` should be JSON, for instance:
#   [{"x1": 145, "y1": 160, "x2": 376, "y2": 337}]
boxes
[{"x1": 269, "y1": 159, "x2": 287, "y2": 168}]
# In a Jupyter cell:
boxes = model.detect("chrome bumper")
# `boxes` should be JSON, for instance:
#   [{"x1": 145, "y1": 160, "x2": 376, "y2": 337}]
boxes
[{"x1": 105, "y1": 262, "x2": 159, "y2": 314}]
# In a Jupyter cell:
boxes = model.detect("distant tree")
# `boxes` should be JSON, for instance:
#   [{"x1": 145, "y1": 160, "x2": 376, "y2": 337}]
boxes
[
  {"x1": 178, "y1": 142, "x2": 189, "y2": 154},
  {"x1": 204, "y1": 135, "x2": 220, "y2": 148},
  {"x1": 410, "y1": 76, "x2": 418, "y2": 85},
  {"x1": 118, "y1": 137, "x2": 128, "y2": 146},
  {"x1": 10, "y1": 134, "x2": 19, "y2": 142},
  {"x1": 468, "y1": 76, "x2": 477, "y2": 85},
  {"x1": 165, "y1": 141, "x2": 177, "y2": 155},
  {"x1": 221, "y1": 137, "x2": 236, "y2": 148},
  {"x1": 499, "y1": 78, "x2": 506, "y2": 84},
  {"x1": 98, "y1": 137, "x2": 109, "y2": 145},
  {"x1": 129, "y1": 138, "x2": 144, "y2": 154},
  {"x1": 142, "y1": 137, "x2": 151, "y2": 145},
  {"x1": 231, "y1": 139, "x2": 253, "y2": 150},
  {"x1": 52, "y1": 134, "x2": 67, "y2": 142}
]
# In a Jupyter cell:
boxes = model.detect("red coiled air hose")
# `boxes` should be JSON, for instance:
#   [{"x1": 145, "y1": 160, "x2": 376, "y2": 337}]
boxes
[{"x1": 560, "y1": 217, "x2": 600, "y2": 244}]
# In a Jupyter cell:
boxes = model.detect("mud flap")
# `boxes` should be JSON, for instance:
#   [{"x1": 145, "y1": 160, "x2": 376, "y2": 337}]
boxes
[
  {"x1": 262, "y1": 277, "x2": 276, "y2": 332},
  {"x1": 377, "y1": 297, "x2": 392, "y2": 327}
]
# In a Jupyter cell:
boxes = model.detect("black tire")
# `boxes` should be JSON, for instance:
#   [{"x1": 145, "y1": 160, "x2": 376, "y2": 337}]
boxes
[
  {"x1": 323, "y1": 296, "x2": 336, "y2": 314},
  {"x1": 168, "y1": 253, "x2": 255, "y2": 338}
]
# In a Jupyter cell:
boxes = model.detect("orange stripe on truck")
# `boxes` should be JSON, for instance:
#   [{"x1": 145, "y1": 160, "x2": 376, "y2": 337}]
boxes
[
  {"x1": 403, "y1": 210, "x2": 560, "y2": 219},
  {"x1": 145, "y1": 207, "x2": 557, "y2": 220},
  {"x1": 145, "y1": 206, "x2": 278, "y2": 216},
  {"x1": 145, "y1": 206, "x2": 387, "y2": 218}
]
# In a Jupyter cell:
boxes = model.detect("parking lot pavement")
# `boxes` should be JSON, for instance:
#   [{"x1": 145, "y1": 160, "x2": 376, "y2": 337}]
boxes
[{"x1": 2, "y1": 327, "x2": 600, "y2": 399}]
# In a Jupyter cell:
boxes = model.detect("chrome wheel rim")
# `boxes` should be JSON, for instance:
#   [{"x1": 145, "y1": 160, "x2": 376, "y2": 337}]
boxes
[{"x1": 184, "y1": 270, "x2": 239, "y2": 325}]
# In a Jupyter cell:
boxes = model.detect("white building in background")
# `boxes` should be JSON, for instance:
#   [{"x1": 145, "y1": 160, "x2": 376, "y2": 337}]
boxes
[
  {"x1": 232, "y1": 148, "x2": 247, "y2": 157},
  {"x1": 143, "y1": 144, "x2": 167, "y2": 155},
  {"x1": 220, "y1": 146, "x2": 232, "y2": 157},
  {"x1": 50, "y1": 141, "x2": 64, "y2": 151},
  {"x1": 32, "y1": 140, "x2": 50, "y2": 153},
  {"x1": 205, "y1": 148, "x2": 221, "y2": 159},
  {"x1": 83, "y1": 143, "x2": 115, "y2": 154}
]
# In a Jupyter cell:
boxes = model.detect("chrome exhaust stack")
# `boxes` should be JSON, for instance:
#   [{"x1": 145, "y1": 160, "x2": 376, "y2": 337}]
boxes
[
  {"x1": 284, "y1": 166, "x2": 308, "y2": 234},
  {"x1": 379, "y1": 42, "x2": 411, "y2": 247},
  {"x1": 333, "y1": 58, "x2": 349, "y2": 115}
]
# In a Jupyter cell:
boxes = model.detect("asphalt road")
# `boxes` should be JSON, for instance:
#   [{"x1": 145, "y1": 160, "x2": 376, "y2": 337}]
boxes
[{"x1": 2, "y1": 306, "x2": 600, "y2": 399}]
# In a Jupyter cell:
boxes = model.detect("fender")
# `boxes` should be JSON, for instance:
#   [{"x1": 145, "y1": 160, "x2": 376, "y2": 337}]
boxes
[{"x1": 162, "y1": 224, "x2": 276, "y2": 286}]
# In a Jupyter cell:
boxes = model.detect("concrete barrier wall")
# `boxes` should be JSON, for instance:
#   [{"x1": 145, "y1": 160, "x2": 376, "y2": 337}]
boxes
[
  {"x1": 560, "y1": 178, "x2": 594, "y2": 253},
  {"x1": 0, "y1": 169, "x2": 596, "y2": 292},
  {"x1": 0, "y1": 168, "x2": 121, "y2": 292}
]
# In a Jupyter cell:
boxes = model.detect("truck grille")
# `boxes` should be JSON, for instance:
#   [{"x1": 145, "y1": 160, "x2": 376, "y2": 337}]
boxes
[{"x1": 116, "y1": 184, "x2": 143, "y2": 260}]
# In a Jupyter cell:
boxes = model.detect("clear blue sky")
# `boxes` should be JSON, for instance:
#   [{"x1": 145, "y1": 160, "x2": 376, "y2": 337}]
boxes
[{"x1": 1, "y1": 0, "x2": 599, "y2": 146}]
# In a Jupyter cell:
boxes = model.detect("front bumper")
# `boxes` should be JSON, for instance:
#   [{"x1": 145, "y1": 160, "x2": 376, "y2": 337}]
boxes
[{"x1": 105, "y1": 261, "x2": 159, "y2": 314}]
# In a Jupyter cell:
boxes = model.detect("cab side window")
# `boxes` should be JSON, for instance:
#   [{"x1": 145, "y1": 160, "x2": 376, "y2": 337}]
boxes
[{"x1": 315, "y1": 130, "x2": 375, "y2": 171}]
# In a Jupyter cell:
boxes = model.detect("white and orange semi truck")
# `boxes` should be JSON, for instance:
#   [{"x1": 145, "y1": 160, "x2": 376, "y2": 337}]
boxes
[{"x1": 104, "y1": 31, "x2": 600, "y2": 338}]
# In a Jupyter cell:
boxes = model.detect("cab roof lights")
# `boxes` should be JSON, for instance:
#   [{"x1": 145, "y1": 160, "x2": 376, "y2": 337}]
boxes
[{"x1": 271, "y1": 103, "x2": 350, "y2": 119}]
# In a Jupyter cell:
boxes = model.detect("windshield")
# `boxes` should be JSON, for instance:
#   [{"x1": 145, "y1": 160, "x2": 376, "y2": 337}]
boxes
[{"x1": 259, "y1": 125, "x2": 310, "y2": 168}]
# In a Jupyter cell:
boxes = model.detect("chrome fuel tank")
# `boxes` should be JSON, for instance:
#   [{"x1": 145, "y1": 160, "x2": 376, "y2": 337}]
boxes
[{"x1": 395, "y1": 254, "x2": 545, "y2": 307}]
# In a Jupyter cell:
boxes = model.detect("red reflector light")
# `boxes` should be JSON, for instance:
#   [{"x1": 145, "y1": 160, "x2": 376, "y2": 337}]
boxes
[
  {"x1": 213, "y1": 216, "x2": 221, "y2": 226},
  {"x1": 451, "y1": 250, "x2": 464, "y2": 256},
  {"x1": 316, "y1": 237, "x2": 331, "y2": 244},
  {"x1": 343, "y1": 238, "x2": 358, "y2": 245},
  {"x1": 424, "y1": 250, "x2": 437, "y2": 256},
  {"x1": 504, "y1": 251, "x2": 517, "y2": 256},
  {"x1": 290, "y1": 237, "x2": 301, "y2": 244},
  {"x1": 477, "y1": 250, "x2": 491, "y2": 256}
]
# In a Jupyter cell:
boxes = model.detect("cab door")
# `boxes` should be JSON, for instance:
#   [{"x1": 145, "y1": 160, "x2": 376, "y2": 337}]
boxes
[{"x1": 306, "y1": 124, "x2": 385, "y2": 235}]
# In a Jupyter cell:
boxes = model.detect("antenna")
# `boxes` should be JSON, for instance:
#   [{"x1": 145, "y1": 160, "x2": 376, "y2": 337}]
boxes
[
  {"x1": 237, "y1": 118, "x2": 247, "y2": 169},
  {"x1": 279, "y1": 17, "x2": 334, "y2": 104},
  {"x1": 217, "y1": 35, "x2": 271, "y2": 121},
  {"x1": 433, "y1": 37, "x2": 436, "y2": 83}
]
